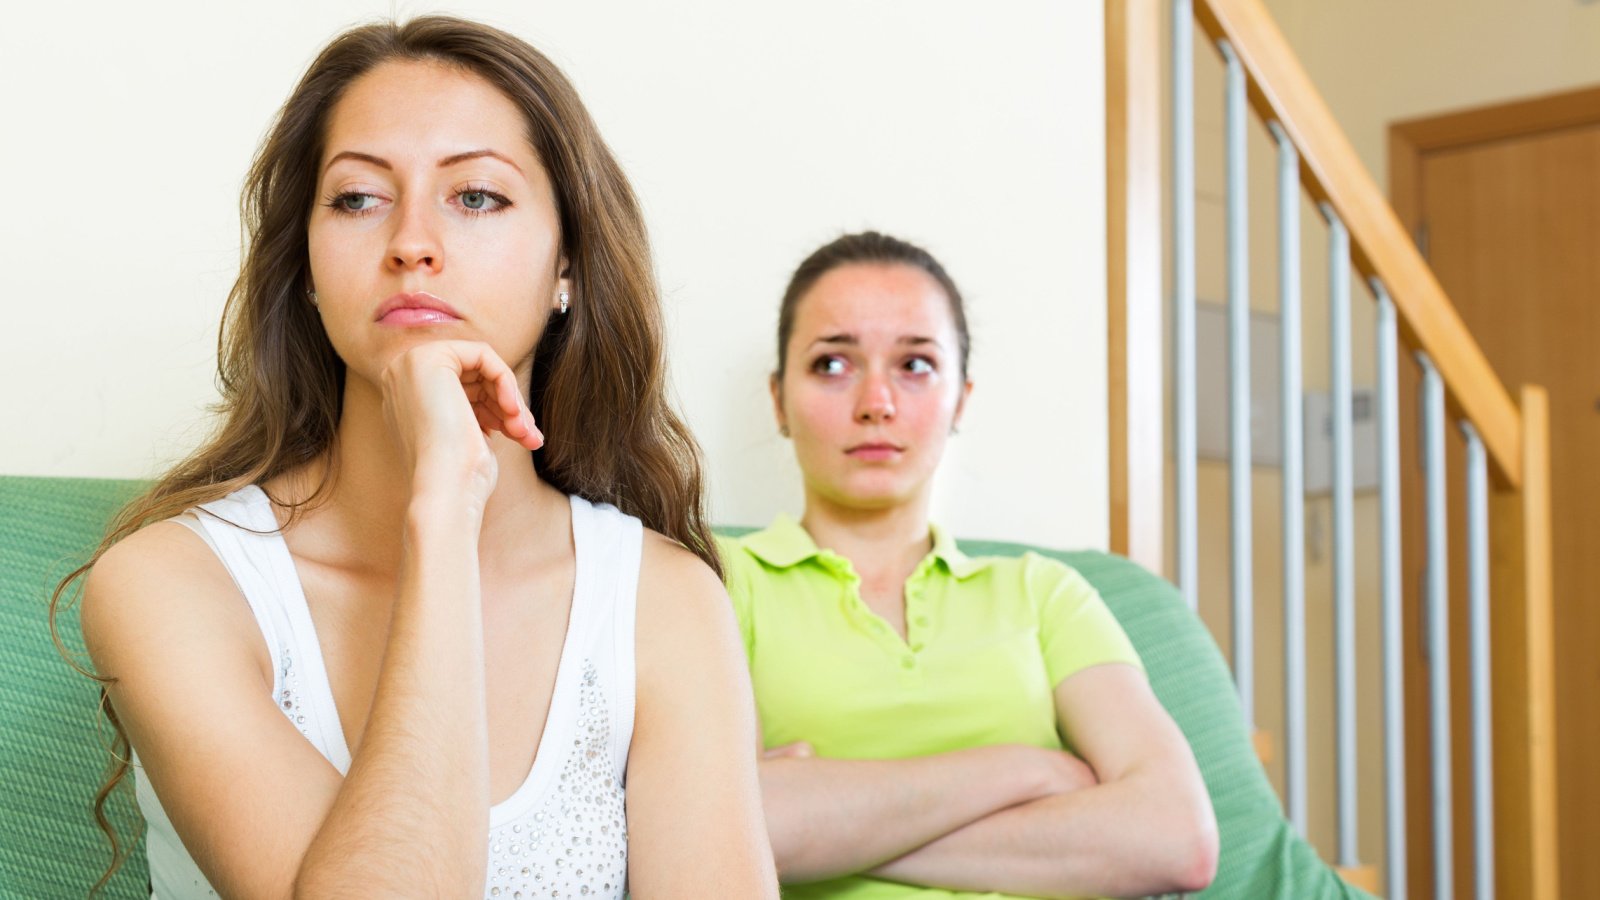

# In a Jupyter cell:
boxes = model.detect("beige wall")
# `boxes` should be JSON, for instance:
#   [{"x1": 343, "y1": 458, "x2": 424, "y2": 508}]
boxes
[
  {"x1": 0, "y1": 0, "x2": 1111, "y2": 550},
  {"x1": 1271, "y1": 0, "x2": 1600, "y2": 187},
  {"x1": 1180, "y1": 0, "x2": 1600, "y2": 883}
]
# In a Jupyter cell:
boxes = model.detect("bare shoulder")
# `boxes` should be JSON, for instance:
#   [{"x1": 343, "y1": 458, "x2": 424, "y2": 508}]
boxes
[
  {"x1": 80, "y1": 518, "x2": 263, "y2": 682},
  {"x1": 635, "y1": 530, "x2": 730, "y2": 621},
  {"x1": 623, "y1": 531, "x2": 777, "y2": 896},
  {"x1": 632, "y1": 529, "x2": 742, "y2": 683},
  {"x1": 78, "y1": 519, "x2": 349, "y2": 896}
]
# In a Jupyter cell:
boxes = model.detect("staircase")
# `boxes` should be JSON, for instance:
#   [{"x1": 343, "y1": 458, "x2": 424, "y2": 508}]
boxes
[{"x1": 1106, "y1": 1, "x2": 1558, "y2": 897}]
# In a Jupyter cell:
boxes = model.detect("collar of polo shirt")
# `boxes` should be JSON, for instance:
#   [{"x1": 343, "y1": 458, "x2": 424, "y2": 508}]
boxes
[{"x1": 740, "y1": 514, "x2": 994, "y2": 580}]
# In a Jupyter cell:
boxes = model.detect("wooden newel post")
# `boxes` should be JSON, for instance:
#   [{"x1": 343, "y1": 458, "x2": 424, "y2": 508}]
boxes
[{"x1": 1489, "y1": 384, "x2": 1558, "y2": 899}]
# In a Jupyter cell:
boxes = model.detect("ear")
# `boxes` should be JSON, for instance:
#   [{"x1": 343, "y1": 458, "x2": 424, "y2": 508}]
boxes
[
  {"x1": 951, "y1": 378, "x2": 975, "y2": 431},
  {"x1": 769, "y1": 371, "x2": 788, "y2": 436}
]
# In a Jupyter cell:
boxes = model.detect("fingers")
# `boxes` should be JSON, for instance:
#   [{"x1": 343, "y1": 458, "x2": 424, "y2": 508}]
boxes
[
  {"x1": 464, "y1": 379, "x2": 541, "y2": 449},
  {"x1": 471, "y1": 400, "x2": 501, "y2": 437},
  {"x1": 426, "y1": 341, "x2": 545, "y2": 451}
]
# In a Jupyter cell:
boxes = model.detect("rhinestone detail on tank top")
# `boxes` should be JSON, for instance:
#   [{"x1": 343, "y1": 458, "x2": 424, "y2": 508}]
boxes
[
  {"x1": 276, "y1": 647, "x2": 311, "y2": 738},
  {"x1": 485, "y1": 660, "x2": 627, "y2": 898}
]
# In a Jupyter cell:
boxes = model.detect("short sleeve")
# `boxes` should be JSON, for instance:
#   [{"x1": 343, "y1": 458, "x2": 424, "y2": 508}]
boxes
[
  {"x1": 713, "y1": 533, "x2": 757, "y2": 660},
  {"x1": 1025, "y1": 553, "x2": 1143, "y2": 686}
]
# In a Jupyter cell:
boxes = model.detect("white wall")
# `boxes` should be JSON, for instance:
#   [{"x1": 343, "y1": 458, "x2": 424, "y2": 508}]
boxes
[{"x1": 0, "y1": 0, "x2": 1109, "y2": 550}]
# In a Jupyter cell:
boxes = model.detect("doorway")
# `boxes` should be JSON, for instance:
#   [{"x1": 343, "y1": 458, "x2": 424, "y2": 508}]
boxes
[{"x1": 1391, "y1": 85, "x2": 1600, "y2": 900}]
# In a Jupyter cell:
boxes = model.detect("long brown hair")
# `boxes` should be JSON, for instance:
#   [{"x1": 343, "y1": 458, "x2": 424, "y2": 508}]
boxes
[{"x1": 51, "y1": 16, "x2": 718, "y2": 893}]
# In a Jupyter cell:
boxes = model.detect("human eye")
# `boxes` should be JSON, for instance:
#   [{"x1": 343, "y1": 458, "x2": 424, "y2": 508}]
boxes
[
  {"x1": 454, "y1": 185, "x2": 513, "y2": 216},
  {"x1": 903, "y1": 356, "x2": 936, "y2": 376},
  {"x1": 324, "y1": 190, "x2": 384, "y2": 217},
  {"x1": 810, "y1": 355, "x2": 848, "y2": 377}
]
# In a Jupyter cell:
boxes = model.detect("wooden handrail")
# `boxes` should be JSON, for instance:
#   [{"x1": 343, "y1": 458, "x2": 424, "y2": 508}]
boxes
[{"x1": 1193, "y1": 0, "x2": 1524, "y2": 487}]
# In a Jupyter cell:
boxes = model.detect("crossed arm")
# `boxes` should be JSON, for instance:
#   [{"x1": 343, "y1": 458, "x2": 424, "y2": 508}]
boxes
[{"x1": 758, "y1": 663, "x2": 1218, "y2": 899}]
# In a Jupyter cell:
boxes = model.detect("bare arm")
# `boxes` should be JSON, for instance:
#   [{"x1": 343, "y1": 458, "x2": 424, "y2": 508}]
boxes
[
  {"x1": 869, "y1": 664, "x2": 1218, "y2": 899},
  {"x1": 298, "y1": 342, "x2": 542, "y2": 896},
  {"x1": 622, "y1": 535, "x2": 780, "y2": 898},
  {"x1": 758, "y1": 743, "x2": 1088, "y2": 884},
  {"x1": 83, "y1": 341, "x2": 543, "y2": 898},
  {"x1": 293, "y1": 501, "x2": 492, "y2": 896},
  {"x1": 86, "y1": 507, "x2": 497, "y2": 899},
  {"x1": 86, "y1": 524, "x2": 344, "y2": 900}
]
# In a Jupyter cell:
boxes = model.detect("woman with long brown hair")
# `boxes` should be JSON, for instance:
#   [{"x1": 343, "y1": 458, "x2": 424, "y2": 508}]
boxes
[{"x1": 54, "y1": 16, "x2": 777, "y2": 899}]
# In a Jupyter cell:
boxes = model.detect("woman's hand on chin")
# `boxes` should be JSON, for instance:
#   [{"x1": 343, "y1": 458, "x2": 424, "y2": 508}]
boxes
[{"x1": 379, "y1": 339, "x2": 543, "y2": 512}]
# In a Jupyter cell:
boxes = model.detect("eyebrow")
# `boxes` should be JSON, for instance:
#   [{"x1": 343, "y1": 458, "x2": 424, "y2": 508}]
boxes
[
  {"x1": 810, "y1": 334, "x2": 943, "y2": 349},
  {"x1": 322, "y1": 148, "x2": 525, "y2": 176}
]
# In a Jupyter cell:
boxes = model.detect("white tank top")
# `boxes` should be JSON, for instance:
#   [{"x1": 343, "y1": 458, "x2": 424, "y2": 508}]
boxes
[{"x1": 134, "y1": 484, "x2": 640, "y2": 899}]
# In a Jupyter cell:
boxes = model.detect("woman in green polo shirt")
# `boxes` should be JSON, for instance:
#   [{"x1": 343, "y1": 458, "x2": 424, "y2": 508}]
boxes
[{"x1": 719, "y1": 231, "x2": 1218, "y2": 899}]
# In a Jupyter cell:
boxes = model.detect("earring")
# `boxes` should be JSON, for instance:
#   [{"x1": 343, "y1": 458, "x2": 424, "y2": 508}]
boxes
[
  {"x1": 558, "y1": 290, "x2": 570, "y2": 314},
  {"x1": 306, "y1": 289, "x2": 319, "y2": 307},
  {"x1": 779, "y1": 424, "x2": 790, "y2": 438}
]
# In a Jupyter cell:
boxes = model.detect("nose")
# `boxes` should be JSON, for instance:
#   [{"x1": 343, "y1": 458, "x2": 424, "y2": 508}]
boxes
[
  {"x1": 854, "y1": 371, "x2": 897, "y2": 424},
  {"x1": 385, "y1": 196, "x2": 443, "y2": 274}
]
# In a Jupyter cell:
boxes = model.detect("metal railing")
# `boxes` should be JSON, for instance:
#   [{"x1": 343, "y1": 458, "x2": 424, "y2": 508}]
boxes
[{"x1": 1112, "y1": 0, "x2": 1560, "y2": 896}]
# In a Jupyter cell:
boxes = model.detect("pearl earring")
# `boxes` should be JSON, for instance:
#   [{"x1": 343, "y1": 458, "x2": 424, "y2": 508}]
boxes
[{"x1": 306, "y1": 289, "x2": 319, "y2": 307}]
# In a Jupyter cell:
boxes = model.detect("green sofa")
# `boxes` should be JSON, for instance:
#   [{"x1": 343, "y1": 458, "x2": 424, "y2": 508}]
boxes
[{"x1": 1, "y1": 475, "x2": 1371, "y2": 898}]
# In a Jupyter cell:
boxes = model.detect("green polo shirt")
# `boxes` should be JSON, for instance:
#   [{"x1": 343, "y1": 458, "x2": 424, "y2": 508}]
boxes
[{"x1": 719, "y1": 516, "x2": 1142, "y2": 900}]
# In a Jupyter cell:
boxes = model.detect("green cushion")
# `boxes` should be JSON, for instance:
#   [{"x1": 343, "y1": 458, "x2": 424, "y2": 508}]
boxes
[
  {"x1": 2, "y1": 476, "x2": 150, "y2": 898},
  {"x1": 2, "y1": 477, "x2": 1369, "y2": 898}
]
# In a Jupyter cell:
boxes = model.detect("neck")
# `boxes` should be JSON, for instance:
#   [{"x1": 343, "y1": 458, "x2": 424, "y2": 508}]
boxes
[
  {"x1": 799, "y1": 489, "x2": 934, "y2": 581},
  {"x1": 282, "y1": 374, "x2": 566, "y2": 572}
]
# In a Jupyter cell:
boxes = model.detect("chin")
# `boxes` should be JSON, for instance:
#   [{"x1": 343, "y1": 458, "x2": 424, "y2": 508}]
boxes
[{"x1": 828, "y1": 479, "x2": 918, "y2": 511}]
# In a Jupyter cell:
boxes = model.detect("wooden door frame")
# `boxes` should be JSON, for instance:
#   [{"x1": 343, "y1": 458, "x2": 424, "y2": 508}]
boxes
[
  {"x1": 1105, "y1": 0, "x2": 1166, "y2": 576},
  {"x1": 1388, "y1": 85, "x2": 1597, "y2": 900},
  {"x1": 1390, "y1": 84, "x2": 1600, "y2": 237}
]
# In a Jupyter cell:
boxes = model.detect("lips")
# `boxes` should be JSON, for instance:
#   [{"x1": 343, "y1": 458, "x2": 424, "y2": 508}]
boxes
[
  {"x1": 374, "y1": 291, "x2": 463, "y2": 326},
  {"x1": 846, "y1": 442, "x2": 905, "y2": 461}
]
